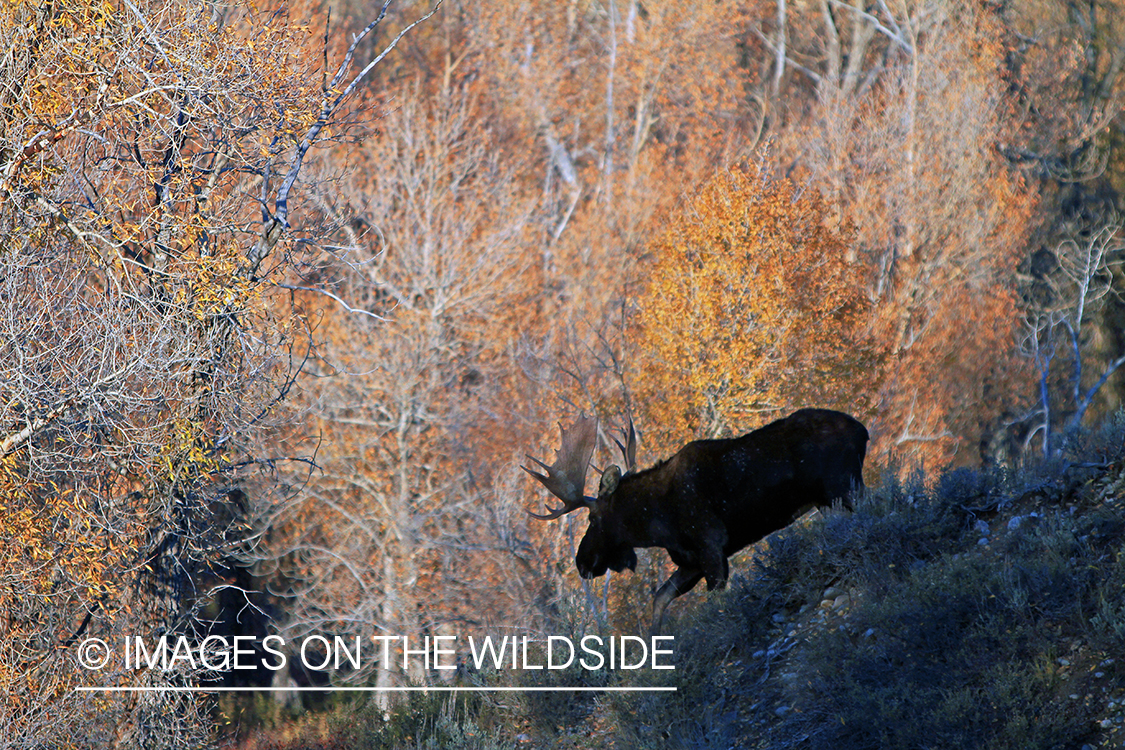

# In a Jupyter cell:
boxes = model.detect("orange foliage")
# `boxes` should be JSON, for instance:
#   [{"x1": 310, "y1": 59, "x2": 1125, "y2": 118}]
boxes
[
  {"x1": 751, "y1": 0, "x2": 1038, "y2": 466},
  {"x1": 255, "y1": 0, "x2": 763, "y2": 661},
  {"x1": 857, "y1": 19, "x2": 1036, "y2": 467},
  {"x1": 0, "y1": 0, "x2": 331, "y2": 742},
  {"x1": 632, "y1": 164, "x2": 881, "y2": 449}
]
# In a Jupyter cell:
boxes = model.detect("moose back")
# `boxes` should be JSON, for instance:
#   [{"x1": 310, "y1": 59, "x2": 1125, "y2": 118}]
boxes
[{"x1": 524, "y1": 408, "x2": 869, "y2": 631}]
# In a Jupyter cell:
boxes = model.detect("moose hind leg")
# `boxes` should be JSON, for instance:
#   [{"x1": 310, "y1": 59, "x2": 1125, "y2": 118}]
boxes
[{"x1": 652, "y1": 568, "x2": 704, "y2": 634}]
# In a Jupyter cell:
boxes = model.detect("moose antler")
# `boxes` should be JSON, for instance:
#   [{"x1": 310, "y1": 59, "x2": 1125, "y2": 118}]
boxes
[
  {"x1": 523, "y1": 415, "x2": 598, "y2": 520},
  {"x1": 613, "y1": 414, "x2": 637, "y2": 475}
]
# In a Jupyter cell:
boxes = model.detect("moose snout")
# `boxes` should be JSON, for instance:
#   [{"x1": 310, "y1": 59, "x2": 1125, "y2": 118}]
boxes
[
  {"x1": 576, "y1": 552, "x2": 604, "y2": 579},
  {"x1": 585, "y1": 555, "x2": 603, "y2": 580}
]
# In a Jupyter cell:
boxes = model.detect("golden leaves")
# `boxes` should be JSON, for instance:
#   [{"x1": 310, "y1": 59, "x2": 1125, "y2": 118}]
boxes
[
  {"x1": 169, "y1": 245, "x2": 261, "y2": 323},
  {"x1": 0, "y1": 0, "x2": 328, "y2": 740},
  {"x1": 633, "y1": 165, "x2": 879, "y2": 446}
]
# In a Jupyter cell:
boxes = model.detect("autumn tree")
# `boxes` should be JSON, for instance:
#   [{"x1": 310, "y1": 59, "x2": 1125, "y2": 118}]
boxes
[
  {"x1": 252, "y1": 84, "x2": 548, "y2": 690},
  {"x1": 243, "y1": 0, "x2": 766, "y2": 676},
  {"x1": 741, "y1": 0, "x2": 1037, "y2": 466},
  {"x1": 0, "y1": 0, "x2": 438, "y2": 744},
  {"x1": 447, "y1": 0, "x2": 750, "y2": 362},
  {"x1": 516, "y1": 164, "x2": 881, "y2": 632},
  {"x1": 631, "y1": 164, "x2": 880, "y2": 450},
  {"x1": 996, "y1": 0, "x2": 1125, "y2": 193}
]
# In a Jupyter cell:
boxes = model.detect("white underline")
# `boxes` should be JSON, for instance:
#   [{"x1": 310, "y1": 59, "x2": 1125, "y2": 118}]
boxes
[{"x1": 75, "y1": 686, "x2": 676, "y2": 693}]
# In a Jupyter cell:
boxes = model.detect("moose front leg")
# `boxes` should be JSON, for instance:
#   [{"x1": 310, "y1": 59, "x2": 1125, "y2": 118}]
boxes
[
  {"x1": 698, "y1": 527, "x2": 729, "y2": 591},
  {"x1": 702, "y1": 553, "x2": 730, "y2": 591},
  {"x1": 652, "y1": 568, "x2": 704, "y2": 634}
]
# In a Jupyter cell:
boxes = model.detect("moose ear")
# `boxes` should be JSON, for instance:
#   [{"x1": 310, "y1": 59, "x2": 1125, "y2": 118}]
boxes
[{"x1": 599, "y1": 465, "x2": 622, "y2": 497}]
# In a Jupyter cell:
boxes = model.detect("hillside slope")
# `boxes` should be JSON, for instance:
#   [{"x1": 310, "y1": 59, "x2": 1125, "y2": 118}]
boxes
[{"x1": 612, "y1": 419, "x2": 1125, "y2": 749}]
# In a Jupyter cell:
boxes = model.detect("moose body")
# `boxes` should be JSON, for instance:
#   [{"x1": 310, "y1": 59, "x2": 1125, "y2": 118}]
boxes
[{"x1": 525, "y1": 408, "x2": 868, "y2": 630}]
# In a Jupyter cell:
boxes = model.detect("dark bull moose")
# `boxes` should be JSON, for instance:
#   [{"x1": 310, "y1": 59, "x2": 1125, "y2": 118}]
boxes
[{"x1": 524, "y1": 408, "x2": 869, "y2": 631}]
